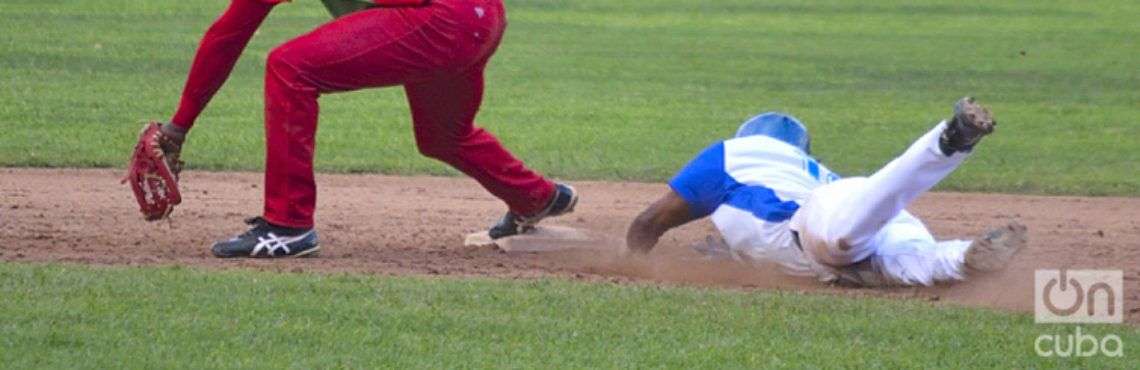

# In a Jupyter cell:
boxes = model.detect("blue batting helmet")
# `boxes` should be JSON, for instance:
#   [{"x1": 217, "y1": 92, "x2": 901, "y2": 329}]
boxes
[{"x1": 735, "y1": 112, "x2": 810, "y2": 154}]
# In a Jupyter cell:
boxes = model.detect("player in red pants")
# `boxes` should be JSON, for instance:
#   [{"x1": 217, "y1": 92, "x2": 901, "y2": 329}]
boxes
[{"x1": 131, "y1": 0, "x2": 578, "y2": 258}]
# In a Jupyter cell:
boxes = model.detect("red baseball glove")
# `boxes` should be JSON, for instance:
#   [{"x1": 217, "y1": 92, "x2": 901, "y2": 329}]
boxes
[{"x1": 123, "y1": 122, "x2": 184, "y2": 221}]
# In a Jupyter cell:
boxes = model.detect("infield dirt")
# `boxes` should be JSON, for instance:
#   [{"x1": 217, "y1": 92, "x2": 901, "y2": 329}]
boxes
[{"x1": 2, "y1": 168, "x2": 1137, "y2": 323}]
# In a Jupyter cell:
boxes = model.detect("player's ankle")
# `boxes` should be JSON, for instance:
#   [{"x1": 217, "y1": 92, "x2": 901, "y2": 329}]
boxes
[
  {"x1": 160, "y1": 122, "x2": 188, "y2": 144},
  {"x1": 261, "y1": 217, "x2": 313, "y2": 234}
]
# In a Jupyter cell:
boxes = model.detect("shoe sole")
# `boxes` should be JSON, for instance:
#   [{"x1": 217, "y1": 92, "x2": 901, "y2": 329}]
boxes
[
  {"x1": 560, "y1": 185, "x2": 580, "y2": 215},
  {"x1": 965, "y1": 222, "x2": 1027, "y2": 272},
  {"x1": 292, "y1": 245, "x2": 321, "y2": 258}
]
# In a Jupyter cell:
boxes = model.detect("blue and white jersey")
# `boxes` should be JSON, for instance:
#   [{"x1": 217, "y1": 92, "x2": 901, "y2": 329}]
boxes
[{"x1": 669, "y1": 135, "x2": 838, "y2": 275}]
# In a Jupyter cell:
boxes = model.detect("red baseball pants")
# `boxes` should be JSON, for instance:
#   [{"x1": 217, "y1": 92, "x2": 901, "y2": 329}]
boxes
[{"x1": 257, "y1": 1, "x2": 553, "y2": 228}]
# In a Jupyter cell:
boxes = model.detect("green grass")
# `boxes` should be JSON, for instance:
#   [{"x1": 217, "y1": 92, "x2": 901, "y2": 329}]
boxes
[
  {"x1": 0, "y1": 0, "x2": 1137, "y2": 194},
  {"x1": 0, "y1": 262, "x2": 1135, "y2": 368}
]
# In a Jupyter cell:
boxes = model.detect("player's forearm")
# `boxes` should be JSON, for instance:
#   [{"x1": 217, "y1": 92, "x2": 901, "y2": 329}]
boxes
[
  {"x1": 170, "y1": 0, "x2": 277, "y2": 129},
  {"x1": 626, "y1": 191, "x2": 699, "y2": 254}
]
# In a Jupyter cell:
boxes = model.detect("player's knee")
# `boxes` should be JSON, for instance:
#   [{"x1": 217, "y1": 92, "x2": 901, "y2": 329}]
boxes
[
  {"x1": 266, "y1": 45, "x2": 307, "y2": 85},
  {"x1": 266, "y1": 46, "x2": 292, "y2": 72},
  {"x1": 415, "y1": 141, "x2": 459, "y2": 162}
]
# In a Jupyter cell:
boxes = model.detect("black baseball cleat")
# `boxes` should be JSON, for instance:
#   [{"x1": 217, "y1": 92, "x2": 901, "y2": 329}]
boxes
[
  {"x1": 488, "y1": 183, "x2": 579, "y2": 239},
  {"x1": 211, "y1": 217, "x2": 320, "y2": 258},
  {"x1": 939, "y1": 96, "x2": 996, "y2": 156}
]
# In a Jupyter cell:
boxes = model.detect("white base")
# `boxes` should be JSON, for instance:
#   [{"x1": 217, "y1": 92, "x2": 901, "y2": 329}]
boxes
[{"x1": 464, "y1": 226, "x2": 592, "y2": 252}]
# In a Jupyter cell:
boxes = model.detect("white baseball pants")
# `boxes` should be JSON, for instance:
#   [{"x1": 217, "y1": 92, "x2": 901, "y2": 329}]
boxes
[{"x1": 790, "y1": 121, "x2": 975, "y2": 286}]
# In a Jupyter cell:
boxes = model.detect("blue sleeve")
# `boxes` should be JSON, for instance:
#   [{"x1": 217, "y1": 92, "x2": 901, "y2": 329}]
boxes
[{"x1": 668, "y1": 141, "x2": 729, "y2": 218}]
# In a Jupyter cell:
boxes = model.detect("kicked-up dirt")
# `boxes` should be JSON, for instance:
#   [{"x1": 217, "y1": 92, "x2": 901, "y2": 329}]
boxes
[{"x1": 2, "y1": 168, "x2": 1138, "y2": 322}]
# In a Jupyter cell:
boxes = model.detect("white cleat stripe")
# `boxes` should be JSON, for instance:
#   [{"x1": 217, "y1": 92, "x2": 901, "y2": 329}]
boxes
[{"x1": 250, "y1": 230, "x2": 315, "y2": 257}]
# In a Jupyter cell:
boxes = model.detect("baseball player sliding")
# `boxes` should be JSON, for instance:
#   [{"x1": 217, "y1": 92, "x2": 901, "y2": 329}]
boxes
[
  {"x1": 124, "y1": 0, "x2": 578, "y2": 258},
  {"x1": 626, "y1": 98, "x2": 1027, "y2": 287}
]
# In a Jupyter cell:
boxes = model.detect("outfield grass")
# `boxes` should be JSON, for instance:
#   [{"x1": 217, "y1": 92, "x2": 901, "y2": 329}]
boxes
[
  {"x1": 0, "y1": 263, "x2": 1134, "y2": 368},
  {"x1": 0, "y1": 0, "x2": 1137, "y2": 195}
]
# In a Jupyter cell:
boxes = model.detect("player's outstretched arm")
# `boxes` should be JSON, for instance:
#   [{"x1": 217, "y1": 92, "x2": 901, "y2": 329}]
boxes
[
  {"x1": 124, "y1": 0, "x2": 278, "y2": 222},
  {"x1": 626, "y1": 190, "x2": 700, "y2": 254},
  {"x1": 169, "y1": 0, "x2": 279, "y2": 131}
]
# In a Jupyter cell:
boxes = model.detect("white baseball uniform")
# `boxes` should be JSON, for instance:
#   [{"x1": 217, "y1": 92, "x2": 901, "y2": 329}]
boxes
[{"x1": 669, "y1": 121, "x2": 973, "y2": 286}]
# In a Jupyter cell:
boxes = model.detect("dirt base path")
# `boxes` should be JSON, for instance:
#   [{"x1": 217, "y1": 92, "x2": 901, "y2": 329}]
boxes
[{"x1": 2, "y1": 168, "x2": 1138, "y2": 322}]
